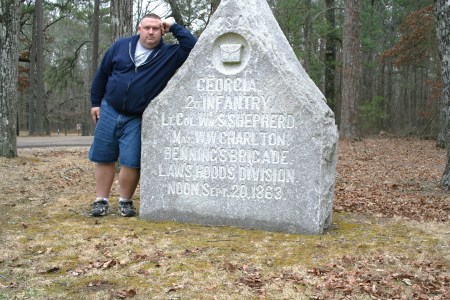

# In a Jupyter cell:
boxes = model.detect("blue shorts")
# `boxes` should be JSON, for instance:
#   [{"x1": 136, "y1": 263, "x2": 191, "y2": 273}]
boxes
[{"x1": 89, "y1": 101, "x2": 142, "y2": 168}]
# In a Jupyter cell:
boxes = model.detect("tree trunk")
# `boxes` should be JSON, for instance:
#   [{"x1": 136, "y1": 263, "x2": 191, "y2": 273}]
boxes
[
  {"x1": 303, "y1": 0, "x2": 313, "y2": 73},
  {"x1": 324, "y1": 0, "x2": 337, "y2": 114},
  {"x1": 83, "y1": 0, "x2": 101, "y2": 136},
  {"x1": 110, "y1": 0, "x2": 133, "y2": 42},
  {"x1": 28, "y1": 10, "x2": 37, "y2": 135},
  {"x1": 92, "y1": 0, "x2": 100, "y2": 78},
  {"x1": 436, "y1": 1, "x2": 449, "y2": 149},
  {"x1": 435, "y1": 0, "x2": 450, "y2": 186},
  {"x1": 167, "y1": 0, "x2": 185, "y2": 26},
  {"x1": 340, "y1": 0, "x2": 361, "y2": 139},
  {"x1": 0, "y1": 0, "x2": 20, "y2": 158},
  {"x1": 35, "y1": 0, "x2": 46, "y2": 135},
  {"x1": 30, "y1": 0, "x2": 47, "y2": 136}
]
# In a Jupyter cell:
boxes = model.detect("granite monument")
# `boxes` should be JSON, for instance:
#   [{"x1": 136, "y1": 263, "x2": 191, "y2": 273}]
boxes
[{"x1": 140, "y1": 0, "x2": 338, "y2": 234}]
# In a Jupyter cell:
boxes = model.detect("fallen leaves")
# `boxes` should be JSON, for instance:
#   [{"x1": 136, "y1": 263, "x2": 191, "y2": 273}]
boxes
[
  {"x1": 38, "y1": 266, "x2": 61, "y2": 274},
  {"x1": 306, "y1": 254, "x2": 450, "y2": 299},
  {"x1": 335, "y1": 138, "x2": 449, "y2": 222},
  {"x1": 69, "y1": 259, "x2": 119, "y2": 276},
  {"x1": 216, "y1": 252, "x2": 450, "y2": 299},
  {"x1": 0, "y1": 282, "x2": 19, "y2": 289},
  {"x1": 239, "y1": 270, "x2": 264, "y2": 289},
  {"x1": 115, "y1": 289, "x2": 137, "y2": 298},
  {"x1": 166, "y1": 284, "x2": 185, "y2": 293}
]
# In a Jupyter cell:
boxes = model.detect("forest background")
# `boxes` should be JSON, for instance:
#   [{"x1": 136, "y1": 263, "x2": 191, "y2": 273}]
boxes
[{"x1": 6, "y1": 0, "x2": 446, "y2": 140}]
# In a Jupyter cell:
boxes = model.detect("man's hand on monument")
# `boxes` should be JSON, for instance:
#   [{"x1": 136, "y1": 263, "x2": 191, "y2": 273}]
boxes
[{"x1": 161, "y1": 17, "x2": 175, "y2": 35}]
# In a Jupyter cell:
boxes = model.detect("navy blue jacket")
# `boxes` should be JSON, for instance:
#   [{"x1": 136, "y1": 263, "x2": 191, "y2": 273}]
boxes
[{"x1": 90, "y1": 24, "x2": 197, "y2": 116}]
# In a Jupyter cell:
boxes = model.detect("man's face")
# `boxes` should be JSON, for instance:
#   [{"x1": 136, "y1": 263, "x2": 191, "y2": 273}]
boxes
[{"x1": 138, "y1": 17, "x2": 163, "y2": 49}]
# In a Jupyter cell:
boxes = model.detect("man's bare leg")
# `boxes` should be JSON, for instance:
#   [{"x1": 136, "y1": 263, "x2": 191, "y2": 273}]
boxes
[
  {"x1": 118, "y1": 166, "x2": 140, "y2": 199},
  {"x1": 95, "y1": 163, "x2": 116, "y2": 198}
]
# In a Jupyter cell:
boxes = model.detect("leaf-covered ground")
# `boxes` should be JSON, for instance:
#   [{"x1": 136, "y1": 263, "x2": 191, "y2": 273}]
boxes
[{"x1": 0, "y1": 138, "x2": 448, "y2": 299}]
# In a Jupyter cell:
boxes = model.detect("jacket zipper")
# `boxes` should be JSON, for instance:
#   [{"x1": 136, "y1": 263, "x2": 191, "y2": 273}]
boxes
[{"x1": 123, "y1": 45, "x2": 161, "y2": 113}]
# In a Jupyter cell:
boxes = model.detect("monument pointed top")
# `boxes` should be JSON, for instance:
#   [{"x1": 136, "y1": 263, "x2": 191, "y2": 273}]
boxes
[{"x1": 166, "y1": 0, "x2": 329, "y2": 113}]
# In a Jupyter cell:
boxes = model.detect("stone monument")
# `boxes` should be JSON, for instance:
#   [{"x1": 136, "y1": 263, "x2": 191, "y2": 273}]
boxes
[{"x1": 140, "y1": 0, "x2": 338, "y2": 234}]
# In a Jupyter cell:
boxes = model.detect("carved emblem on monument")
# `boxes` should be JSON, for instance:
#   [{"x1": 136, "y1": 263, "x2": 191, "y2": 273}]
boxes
[
  {"x1": 212, "y1": 33, "x2": 249, "y2": 75},
  {"x1": 220, "y1": 44, "x2": 243, "y2": 64}
]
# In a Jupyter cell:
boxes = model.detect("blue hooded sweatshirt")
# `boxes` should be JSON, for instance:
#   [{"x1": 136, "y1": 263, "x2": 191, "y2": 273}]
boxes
[{"x1": 90, "y1": 23, "x2": 197, "y2": 116}]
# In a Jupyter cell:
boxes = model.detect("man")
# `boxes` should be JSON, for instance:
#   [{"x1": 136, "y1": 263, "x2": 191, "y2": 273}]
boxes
[{"x1": 89, "y1": 14, "x2": 197, "y2": 217}]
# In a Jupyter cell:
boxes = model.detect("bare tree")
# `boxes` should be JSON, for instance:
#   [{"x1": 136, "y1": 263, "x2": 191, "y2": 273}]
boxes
[
  {"x1": 0, "y1": 0, "x2": 21, "y2": 157},
  {"x1": 303, "y1": 0, "x2": 312, "y2": 73},
  {"x1": 436, "y1": 0, "x2": 450, "y2": 186},
  {"x1": 28, "y1": 3, "x2": 37, "y2": 135},
  {"x1": 436, "y1": 0, "x2": 449, "y2": 149},
  {"x1": 111, "y1": 0, "x2": 133, "y2": 41},
  {"x1": 324, "y1": 0, "x2": 337, "y2": 115},
  {"x1": 29, "y1": 0, "x2": 48, "y2": 135},
  {"x1": 166, "y1": 0, "x2": 185, "y2": 25},
  {"x1": 340, "y1": 0, "x2": 361, "y2": 139},
  {"x1": 91, "y1": 0, "x2": 100, "y2": 74},
  {"x1": 82, "y1": 0, "x2": 101, "y2": 136}
]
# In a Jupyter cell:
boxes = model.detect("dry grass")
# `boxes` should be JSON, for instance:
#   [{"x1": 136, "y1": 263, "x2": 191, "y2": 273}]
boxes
[{"x1": 0, "y1": 138, "x2": 449, "y2": 299}]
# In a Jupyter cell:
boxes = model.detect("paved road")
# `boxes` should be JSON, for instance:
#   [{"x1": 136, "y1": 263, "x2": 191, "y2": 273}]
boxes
[{"x1": 17, "y1": 136, "x2": 93, "y2": 148}]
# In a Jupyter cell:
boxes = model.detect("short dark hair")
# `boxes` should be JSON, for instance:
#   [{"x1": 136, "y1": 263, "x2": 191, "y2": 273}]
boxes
[{"x1": 141, "y1": 13, "x2": 161, "y2": 21}]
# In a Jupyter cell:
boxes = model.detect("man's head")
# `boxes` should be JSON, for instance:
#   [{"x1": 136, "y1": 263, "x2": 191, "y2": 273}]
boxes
[{"x1": 138, "y1": 14, "x2": 163, "y2": 49}]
